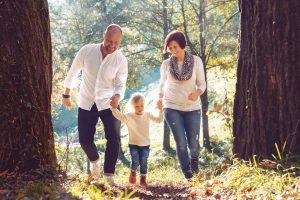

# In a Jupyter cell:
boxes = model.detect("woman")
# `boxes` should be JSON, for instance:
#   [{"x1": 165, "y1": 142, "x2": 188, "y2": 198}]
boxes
[{"x1": 157, "y1": 30, "x2": 206, "y2": 179}]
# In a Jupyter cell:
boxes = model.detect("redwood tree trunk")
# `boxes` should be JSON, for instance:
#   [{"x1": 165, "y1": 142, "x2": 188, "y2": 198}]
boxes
[
  {"x1": 0, "y1": 0, "x2": 57, "y2": 170},
  {"x1": 233, "y1": 0, "x2": 300, "y2": 160}
]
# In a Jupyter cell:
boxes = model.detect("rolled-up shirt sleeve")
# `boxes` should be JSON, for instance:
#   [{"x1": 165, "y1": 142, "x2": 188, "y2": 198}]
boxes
[
  {"x1": 113, "y1": 57, "x2": 128, "y2": 100},
  {"x1": 195, "y1": 56, "x2": 206, "y2": 94},
  {"x1": 64, "y1": 46, "x2": 86, "y2": 89}
]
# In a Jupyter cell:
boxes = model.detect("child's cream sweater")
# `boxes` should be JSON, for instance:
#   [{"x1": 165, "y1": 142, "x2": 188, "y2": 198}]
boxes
[{"x1": 111, "y1": 108, "x2": 163, "y2": 146}]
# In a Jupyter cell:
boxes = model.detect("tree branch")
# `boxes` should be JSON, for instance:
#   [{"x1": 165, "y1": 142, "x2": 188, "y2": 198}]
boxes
[{"x1": 206, "y1": 11, "x2": 239, "y2": 65}]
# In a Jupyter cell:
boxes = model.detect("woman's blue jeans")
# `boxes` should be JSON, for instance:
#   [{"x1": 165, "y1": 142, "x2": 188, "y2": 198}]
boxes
[
  {"x1": 129, "y1": 145, "x2": 150, "y2": 175},
  {"x1": 164, "y1": 108, "x2": 200, "y2": 173}
]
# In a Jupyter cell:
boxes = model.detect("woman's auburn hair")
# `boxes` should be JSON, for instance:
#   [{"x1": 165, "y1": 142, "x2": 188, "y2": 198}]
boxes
[{"x1": 163, "y1": 30, "x2": 186, "y2": 53}]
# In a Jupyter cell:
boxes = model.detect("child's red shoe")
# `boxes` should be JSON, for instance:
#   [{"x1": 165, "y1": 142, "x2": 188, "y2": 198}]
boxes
[
  {"x1": 129, "y1": 170, "x2": 136, "y2": 184},
  {"x1": 140, "y1": 175, "x2": 147, "y2": 188}
]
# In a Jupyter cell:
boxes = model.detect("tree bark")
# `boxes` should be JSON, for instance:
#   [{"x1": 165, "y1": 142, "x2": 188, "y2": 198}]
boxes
[
  {"x1": 0, "y1": 0, "x2": 57, "y2": 171},
  {"x1": 199, "y1": 0, "x2": 211, "y2": 152},
  {"x1": 233, "y1": 0, "x2": 300, "y2": 160},
  {"x1": 162, "y1": 0, "x2": 171, "y2": 150}
]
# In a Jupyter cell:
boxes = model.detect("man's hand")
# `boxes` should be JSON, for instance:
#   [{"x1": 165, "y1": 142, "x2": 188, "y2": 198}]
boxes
[
  {"x1": 62, "y1": 88, "x2": 71, "y2": 107},
  {"x1": 62, "y1": 98, "x2": 72, "y2": 107},
  {"x1": 110, "y1": 94, "x2": 120, "y2": 108}
]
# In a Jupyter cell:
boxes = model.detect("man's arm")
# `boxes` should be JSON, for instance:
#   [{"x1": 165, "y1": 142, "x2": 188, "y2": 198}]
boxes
[
  {"x1": 62, "y1": 46, "x2": 85, "y2": 107},
  {"x1": 111, "y1": 56, "x2": 128, "y2": 108}
]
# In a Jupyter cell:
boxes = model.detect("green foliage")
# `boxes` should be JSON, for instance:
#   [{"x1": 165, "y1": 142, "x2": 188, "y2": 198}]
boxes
[
  {"x1": 87, "y1": 185, "x2": 103, "y2": 200},
  {"x1": 221, "y1": 159, "x2": 300, "y2": 198}
]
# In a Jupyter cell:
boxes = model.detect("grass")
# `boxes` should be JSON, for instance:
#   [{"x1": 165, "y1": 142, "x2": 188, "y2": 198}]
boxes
[
  {"x1": 52, "y1": 114, "x2": 300, "y2": 199},
  {"x1": 191, "y1": 157, "x2": 300, "y2": 199}
]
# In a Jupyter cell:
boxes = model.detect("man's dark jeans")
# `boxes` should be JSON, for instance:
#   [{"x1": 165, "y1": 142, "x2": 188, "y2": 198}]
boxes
[{"x1": 78, "y1": 104, "x2": 121, "y2": 174}]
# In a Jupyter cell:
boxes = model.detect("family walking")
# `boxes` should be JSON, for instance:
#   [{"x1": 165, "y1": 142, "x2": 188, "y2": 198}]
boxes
[{"x1": 62, "y1": 24, "x2": 206, "y2": 187}]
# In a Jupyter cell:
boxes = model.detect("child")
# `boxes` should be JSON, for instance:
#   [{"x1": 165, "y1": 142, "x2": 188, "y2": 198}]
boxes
[{"x1": 110, "y1": 92, "x2": 163, "y2": 187}]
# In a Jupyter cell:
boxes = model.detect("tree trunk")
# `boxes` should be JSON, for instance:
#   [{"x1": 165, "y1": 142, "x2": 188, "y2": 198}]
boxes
[
  {"x1": 162, "y1": 0, "x2": 171, "y2": 150},
  {"x1": 0, "y1": 0, "x2": 57, "y2": 171},
  {"x1": 233, "y1": 0, "x2": 300, "y2": 160},
  {"x1": 199, "y1": 0, "x2": 211, "y2": 152}
]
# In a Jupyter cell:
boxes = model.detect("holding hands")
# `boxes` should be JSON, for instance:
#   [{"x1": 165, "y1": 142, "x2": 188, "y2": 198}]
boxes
[
  {"x1": 110, "y1": 94, "x2": 121, "y2": 108},
  {"x1": 156, "y1": 99, "x2": 163, "y2": 111}
]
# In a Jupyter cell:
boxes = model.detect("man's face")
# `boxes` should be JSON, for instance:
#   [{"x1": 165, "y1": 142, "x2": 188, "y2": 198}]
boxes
[{"x1": 103, "y1": 31, "x2": 122, "y2": 54}]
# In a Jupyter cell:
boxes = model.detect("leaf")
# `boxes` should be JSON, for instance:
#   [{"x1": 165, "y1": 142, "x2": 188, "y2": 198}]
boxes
[
  {"x1": 214, "y1": 102, "x2": 222, "y2": 112},
  {"x1": 16, "y1": 192, "x2": 25, "y2": 200}
]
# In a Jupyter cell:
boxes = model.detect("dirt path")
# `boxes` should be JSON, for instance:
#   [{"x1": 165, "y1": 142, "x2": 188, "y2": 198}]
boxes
[{"x1": 94, "y1": 182, "x2": 194, "y2": 199}]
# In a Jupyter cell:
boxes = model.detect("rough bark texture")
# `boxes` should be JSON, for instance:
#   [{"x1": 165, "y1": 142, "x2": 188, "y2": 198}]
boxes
[
  {"x1": 233, "y1": 0, "x2": 300, "y2": 160},
  {"x1": 0, "y1": 0, "x2": 57, "y2": 170}
]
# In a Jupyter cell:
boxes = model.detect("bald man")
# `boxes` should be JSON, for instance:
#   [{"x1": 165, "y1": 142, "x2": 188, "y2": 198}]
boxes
[{"x1": 62, "y1": 24, "x2": 128, "y2": 185}]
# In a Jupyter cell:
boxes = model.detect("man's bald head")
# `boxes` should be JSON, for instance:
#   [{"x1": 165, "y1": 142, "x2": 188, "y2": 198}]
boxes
[{"x1": 104, "y1": 24, "x2": 123, "y2": 35}]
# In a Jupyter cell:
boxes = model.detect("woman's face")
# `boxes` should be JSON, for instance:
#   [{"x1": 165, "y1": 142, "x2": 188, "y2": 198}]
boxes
[{"x1": 167, "y1": 40, "x2": 184, "y2": 58}]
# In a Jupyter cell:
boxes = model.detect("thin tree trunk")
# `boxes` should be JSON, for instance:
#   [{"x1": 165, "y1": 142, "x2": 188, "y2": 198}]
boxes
[
  {"x1": 233, "y1": 0, "x2": 300, "y2": 159},
  {"x1": 162, "y1": 0, "x2": 171, "y2": 150},
  {"x1": 0, "y1": 0, "x2": 57, "y2": 171},
  {"x1": 199, "y1": 0, "x2": 211, "y2": 151}
]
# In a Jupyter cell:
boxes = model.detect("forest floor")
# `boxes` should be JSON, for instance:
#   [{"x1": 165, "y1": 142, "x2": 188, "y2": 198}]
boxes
[
  {"x1": 0, "y1": 169, "x2": 198, "y2": 199},
  {"x1": 1, "y1": 163, "x2": 300, "y2": 199}
]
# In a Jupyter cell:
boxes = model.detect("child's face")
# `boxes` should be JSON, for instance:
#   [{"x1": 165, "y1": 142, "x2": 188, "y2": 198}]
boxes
[{"x1": 133, "y1": 100, "x2": 144, "y2": 115}]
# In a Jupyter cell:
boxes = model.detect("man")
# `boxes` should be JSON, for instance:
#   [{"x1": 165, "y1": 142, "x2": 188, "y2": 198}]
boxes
[{"x1": 62, "y1": 24, "x2": 128, "y2": 185}]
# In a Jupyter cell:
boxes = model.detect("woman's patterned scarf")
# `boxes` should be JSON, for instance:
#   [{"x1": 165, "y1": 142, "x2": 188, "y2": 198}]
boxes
[{"x1": 169, "y1": 51, "x2": 194, "y2": 81}]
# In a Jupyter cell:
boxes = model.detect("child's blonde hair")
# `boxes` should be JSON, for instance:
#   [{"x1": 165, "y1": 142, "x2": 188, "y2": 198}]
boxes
[{"x1": 129, "y1": 92, "x2": 145, "y2": 106}]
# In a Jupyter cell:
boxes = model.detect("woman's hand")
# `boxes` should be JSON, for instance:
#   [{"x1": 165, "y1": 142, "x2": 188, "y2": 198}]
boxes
[
  {"x1": 156, "y1": 98, "x2": 163, "y2": 110},
  {"x1": 188, "y1": 90, "x2": 202, "y2": 101}
]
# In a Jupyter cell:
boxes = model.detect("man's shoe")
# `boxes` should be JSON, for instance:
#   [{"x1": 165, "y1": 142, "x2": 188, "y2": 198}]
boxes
[
  {"x1": 191, "y1": 158, "x2": 199, "y2": 174},
  {"x1": 184, "y1": 170, "x2": 193, "y2": 180},
  {"x1": 90, "y1": 159, "x2": 100, "y2": 180},
  {"x1": 104, "y1": 174, "x2": 116, "y2": 186},
  {"x1": 129, "y1": 170, "x2": 137, "y2": 184}
]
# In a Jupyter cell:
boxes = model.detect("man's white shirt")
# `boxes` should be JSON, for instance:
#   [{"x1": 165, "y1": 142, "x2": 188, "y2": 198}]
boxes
[{"x1": 64, "y1": 43, "x2": 128, "y2": 111}]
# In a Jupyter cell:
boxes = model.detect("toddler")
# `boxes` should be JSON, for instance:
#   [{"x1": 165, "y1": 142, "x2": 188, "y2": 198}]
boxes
[{"x1": 110, "y1": 92, "x2": 163, "y2": 187}]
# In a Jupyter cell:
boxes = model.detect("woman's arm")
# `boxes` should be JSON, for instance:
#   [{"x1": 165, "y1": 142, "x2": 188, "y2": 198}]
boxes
[
  {"x1": 188, "y1": 57, "x2": 206, "y2": 101},
  {"x1": 158, "y1": 61, "x2": 167, "y2": 98},
  {"x1": 195, "y1": 56, "x2": 206, "y2": 94},
  {"x1": 157, "y1": 61, "x2": 167, "y2": 107}
]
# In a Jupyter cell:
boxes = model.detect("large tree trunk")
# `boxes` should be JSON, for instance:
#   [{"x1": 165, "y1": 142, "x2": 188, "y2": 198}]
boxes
[
  {"x1": 0, "y1": 0, "x2": 57, "y2": 171},
  {"x1": 233, "y1": 0, "x2": 300, "y2": 160}
]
